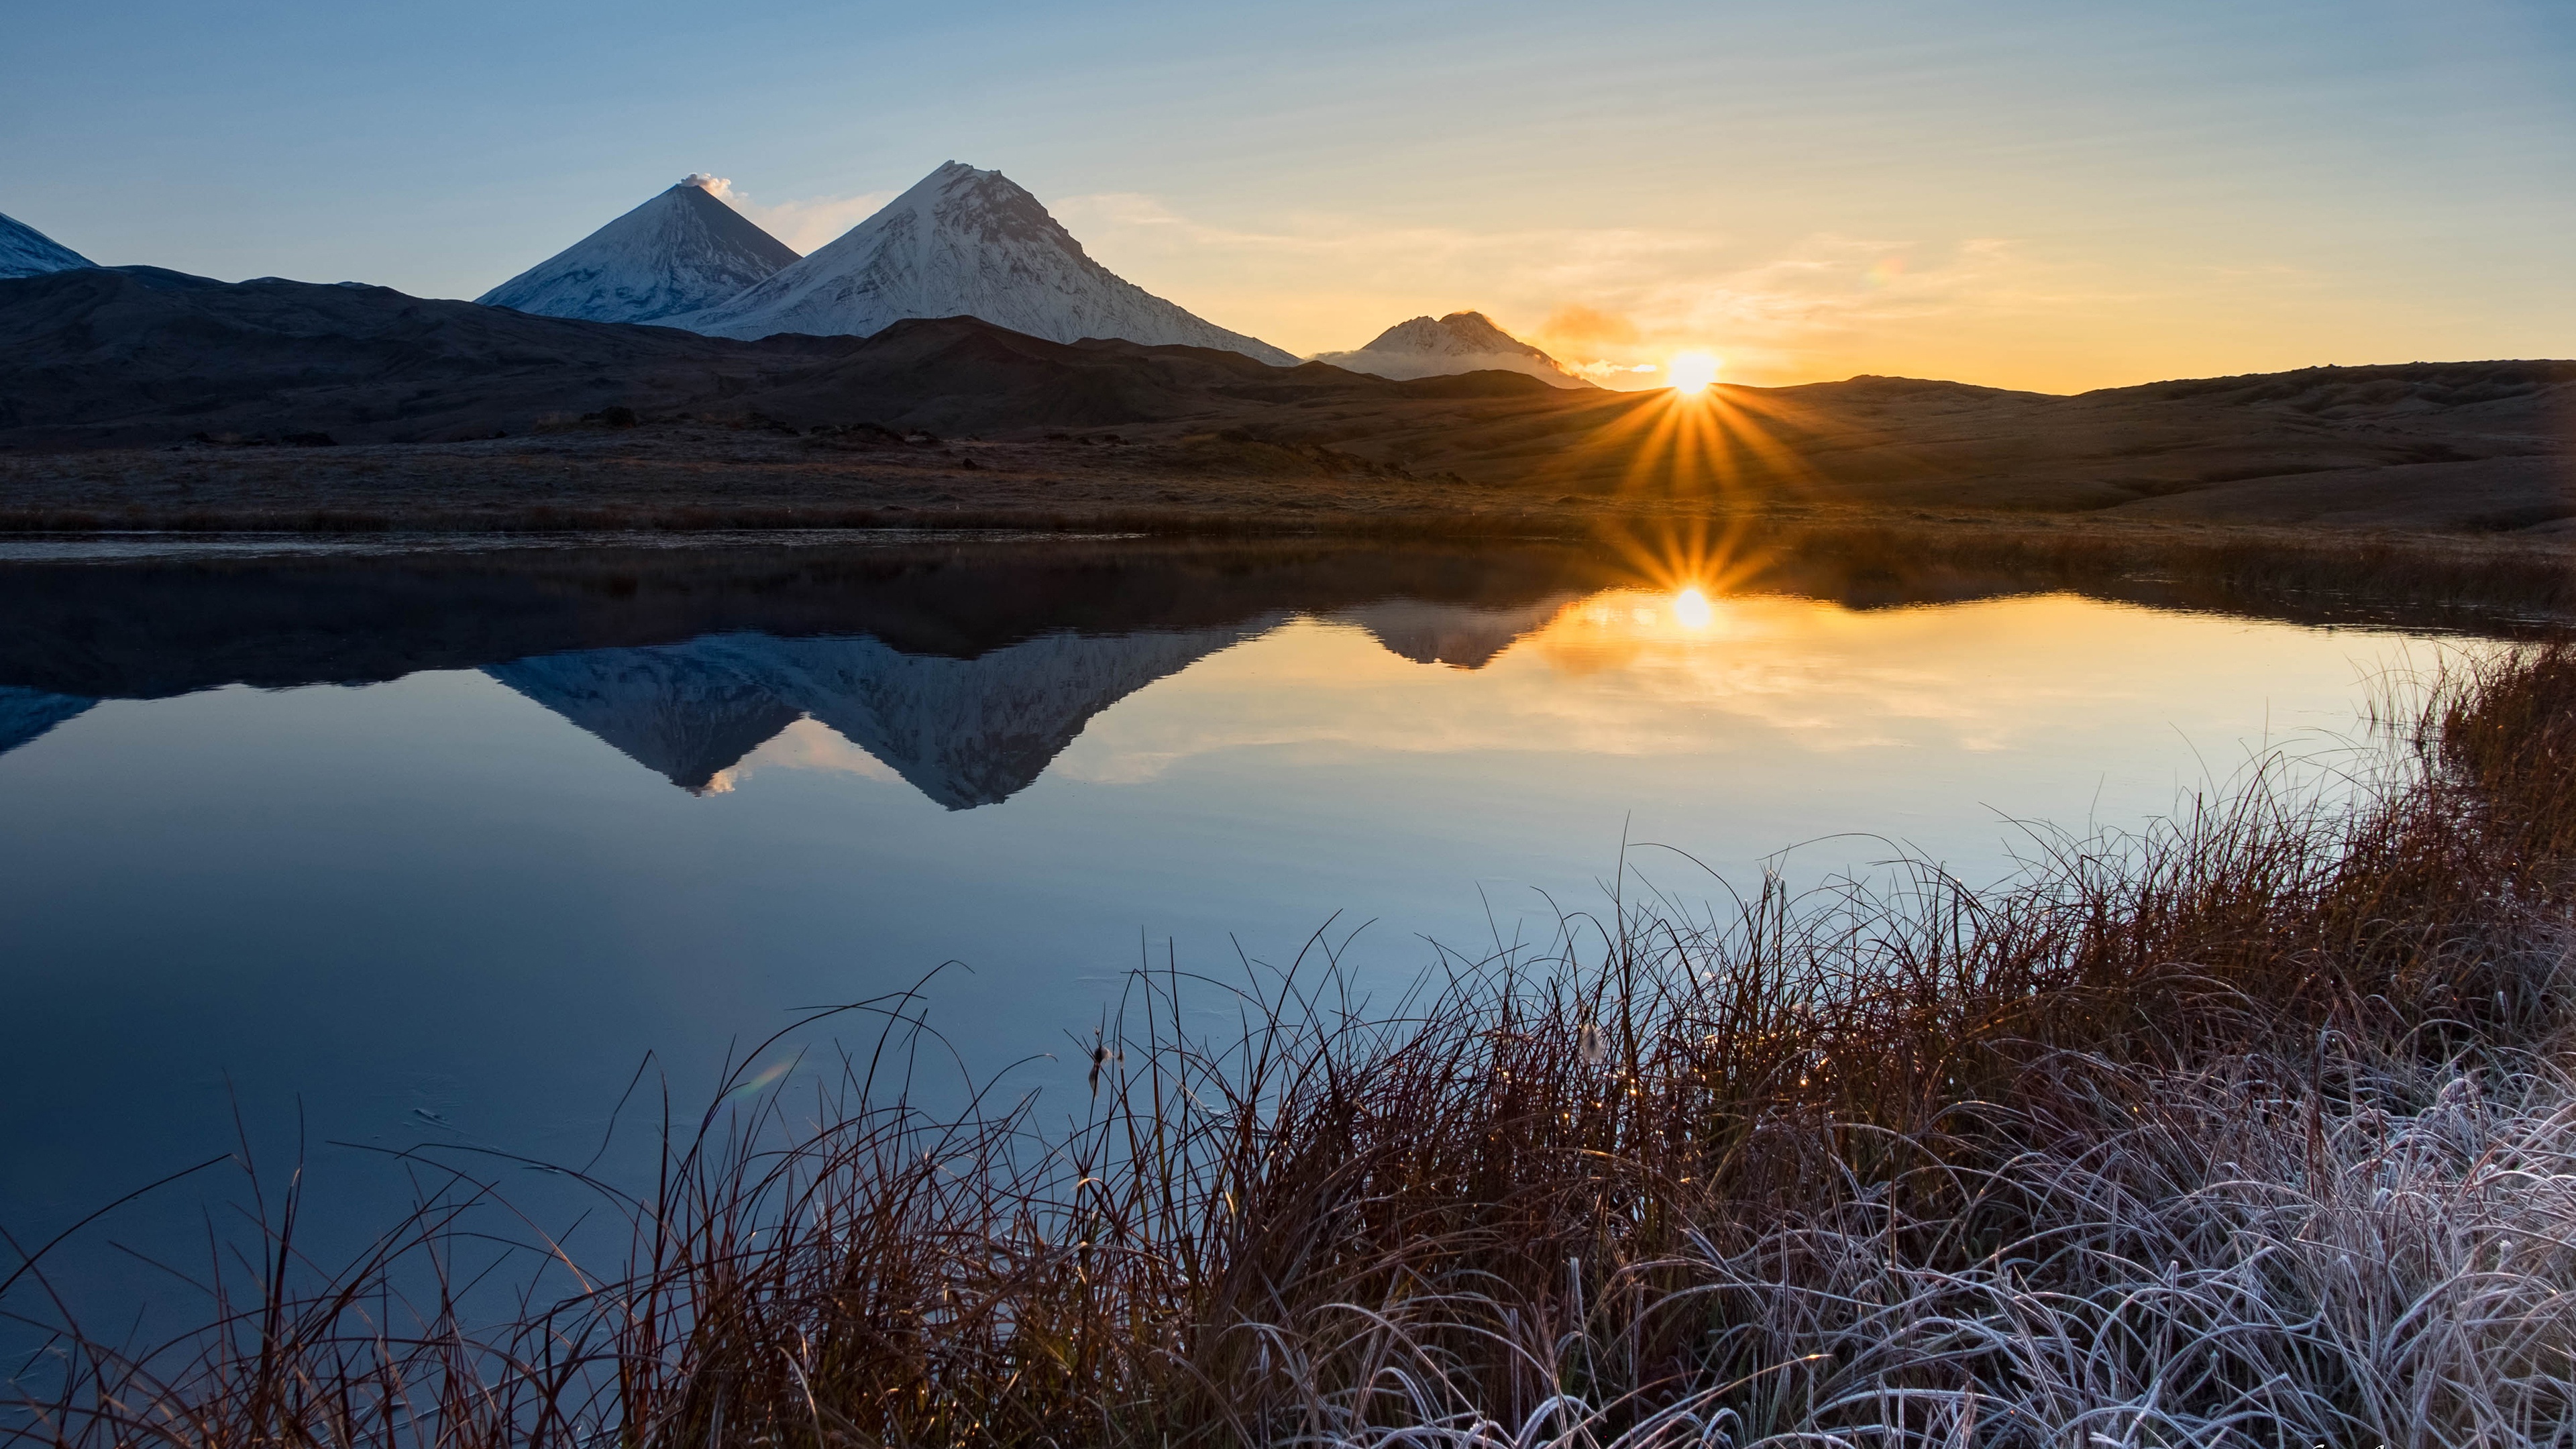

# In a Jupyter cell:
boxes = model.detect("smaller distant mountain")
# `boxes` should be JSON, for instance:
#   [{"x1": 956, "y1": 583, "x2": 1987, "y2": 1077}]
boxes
[
  {"x1": 478, "y1": 176, "x2": 800, "y2": 325},
  {"x1": 0, "y1": 211, "x2": 96, "y2": 279},
  {"x1": 683, "y1": 161, "x2": 1298, "y2": 366},
  {"x1": 1316, "y1": 311, "x2": 1593, "y2": 390}
]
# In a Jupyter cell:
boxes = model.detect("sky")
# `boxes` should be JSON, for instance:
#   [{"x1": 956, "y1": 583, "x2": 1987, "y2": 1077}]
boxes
[{"x1": 5, "y1": 0, "x2": 2572, "y2": 391}]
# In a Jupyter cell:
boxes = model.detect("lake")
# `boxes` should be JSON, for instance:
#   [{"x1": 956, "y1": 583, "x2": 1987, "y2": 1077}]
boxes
[{"x1": 0, "y1": 533, "x2": 2514, "y2": 1335}]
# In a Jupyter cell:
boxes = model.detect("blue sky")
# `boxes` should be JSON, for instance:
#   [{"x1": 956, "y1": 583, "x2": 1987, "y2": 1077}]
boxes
[{"x1": 6, "y1": 0, "x2": 2571, "y2": 388}]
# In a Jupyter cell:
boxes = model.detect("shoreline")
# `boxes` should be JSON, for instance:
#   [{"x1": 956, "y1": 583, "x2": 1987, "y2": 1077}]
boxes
[{"x1": 5, "y1": 497, "x2": 2573, "y2": 627}]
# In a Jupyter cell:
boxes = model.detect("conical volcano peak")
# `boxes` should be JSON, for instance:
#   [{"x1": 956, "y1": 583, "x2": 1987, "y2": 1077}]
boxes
[
  {"x1": 662, "y1": 180, "x2": 773, "y2": 231},
  {"x1": 680, "y1": 161, "x2": 1297, "y2": 364},
  {"x1": 1436, "y1": 311, "x2": 1520, "y2": 345},
  {"x1": 477, "y1": 178, "x2": 799, "y2": 325}
]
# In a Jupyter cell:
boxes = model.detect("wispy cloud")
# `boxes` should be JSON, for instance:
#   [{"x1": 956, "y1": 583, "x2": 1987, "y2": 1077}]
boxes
[
  {"x1": 1047, "y1": 193, "x2": 2135, "y2": 388},
  {"x1": 692, "y1": 175, "x2": 896, "y2": 255},
  {"x1": 1570, "y1": 360, "x2": 1660, "y2": 382}
]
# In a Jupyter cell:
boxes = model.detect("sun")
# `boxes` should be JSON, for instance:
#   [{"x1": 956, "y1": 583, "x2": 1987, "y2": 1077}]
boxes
[
  {"x1": 1671, "y1": 586, "x2": 1715, "y2": 629},
  {"x1": 1665, "y1": 351, "x2": 1721, "y2": 394}
]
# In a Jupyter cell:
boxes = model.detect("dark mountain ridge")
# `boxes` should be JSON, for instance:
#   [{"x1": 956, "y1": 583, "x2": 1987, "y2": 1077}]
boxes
[
  {"x1": 0, "y1": 267, "x2": 1528, "y2": 447},
  {"x1": 0, "y1": 266, "x2": 2567, "y2": 529},
  {"x1": 0, "y1": 266, "x2": 860, "y2": 445},
  {"x1": 2092, "y1": 360, "x2": 2576, "y2": 416}
]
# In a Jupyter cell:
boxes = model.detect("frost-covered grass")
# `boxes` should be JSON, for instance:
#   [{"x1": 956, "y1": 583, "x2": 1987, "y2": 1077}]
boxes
[
  {"x1": 1256, "y1": 1051, "x2": 2576, "y2": 1448},
  {"x1": 15, "y1": 644, "x2": 2576, "y2": 1448}
]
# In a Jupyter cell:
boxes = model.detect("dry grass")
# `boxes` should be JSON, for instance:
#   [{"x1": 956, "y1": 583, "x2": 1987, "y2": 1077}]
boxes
[{"x1": 15, "y1": 645, "x2": 2576, "y2": 1446}]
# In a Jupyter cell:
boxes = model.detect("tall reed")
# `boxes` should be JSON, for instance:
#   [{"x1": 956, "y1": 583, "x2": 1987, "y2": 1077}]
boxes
[{"x1": 15, "y1": 645, "x2": 2576, "y2": 1447}]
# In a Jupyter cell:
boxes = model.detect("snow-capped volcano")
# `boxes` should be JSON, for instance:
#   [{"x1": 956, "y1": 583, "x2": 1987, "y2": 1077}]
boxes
[
  {"x1": 680, "y1": 162, "x2": 1297, "y2": 365},
  {"x1": 477, "y1": 176, "x2": 800, "y2": 325},
  {"x1": 1316, "y1": 311, "x2": 1593, "y2": 390},
  {"x1": 0, "y1": 211, "x2": 95, "y2": 279}
]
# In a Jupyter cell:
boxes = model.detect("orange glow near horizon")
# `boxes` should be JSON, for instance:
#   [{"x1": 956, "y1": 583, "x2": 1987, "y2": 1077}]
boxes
[
  {"x1": 1665, "y1": 352, "x2": 1721, "y2": 393},
  {"x1": 1546, "y1": 380, "x2": 1827, "y2": 520},
  {"x1": 1671, "y1": 586, "x2": 1715, "y2": 629}
]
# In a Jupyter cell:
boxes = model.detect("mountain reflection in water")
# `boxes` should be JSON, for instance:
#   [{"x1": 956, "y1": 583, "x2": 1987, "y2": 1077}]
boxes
[
  {"x1": 486, "y1": 627, "x2": 1293, "y2": 807},
  {"x1": 0, "y1": 543, "x2": 1605, "y2": 808},
  {"x1": 478, "y1": 600, "x2": 1584, "y2": 807},
  {"x1": 0, "y1": 535, "x2": 2549, "y2": 812}
]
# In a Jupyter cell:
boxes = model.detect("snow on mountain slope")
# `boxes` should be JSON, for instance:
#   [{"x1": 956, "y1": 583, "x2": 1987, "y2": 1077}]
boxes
[
  {"x1": 0, "y1": 211, "x2": 96, "y2": 279},
  {"x1": 680, "y1": 162, "x2": 1297, "y2": 366},
  {"x1": 1314, "y1": 311, "x2": 1593, "y2": 390},
  {"x1": 477, "y1": 176, "x2": 800, "y2": 325}
]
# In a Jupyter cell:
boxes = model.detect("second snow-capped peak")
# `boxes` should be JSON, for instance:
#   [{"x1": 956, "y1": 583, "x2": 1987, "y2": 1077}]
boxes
[{"x1": 676, "y1": 162, "x2": 1297, "y2": 365}]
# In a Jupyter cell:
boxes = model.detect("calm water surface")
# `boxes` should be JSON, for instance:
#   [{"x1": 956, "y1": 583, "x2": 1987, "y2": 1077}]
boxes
[{"x1": 0, "y1": 539, "x2": 2499, "y2": 1326}]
